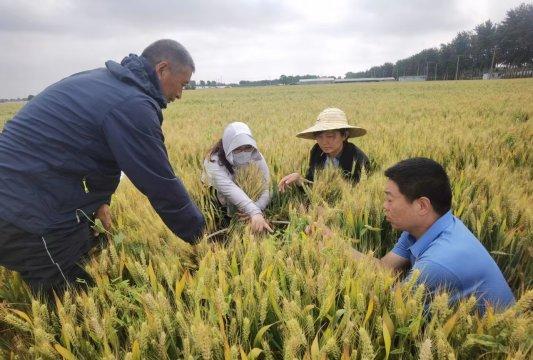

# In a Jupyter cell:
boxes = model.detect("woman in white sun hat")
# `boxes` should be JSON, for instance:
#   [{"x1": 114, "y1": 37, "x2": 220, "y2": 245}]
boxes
[
  {"x1": 203, "y1": 122, "x2": 273, "y2": 234},
  {"x1": 278, "y1": 107, "x2": 370, "y2": 192}
]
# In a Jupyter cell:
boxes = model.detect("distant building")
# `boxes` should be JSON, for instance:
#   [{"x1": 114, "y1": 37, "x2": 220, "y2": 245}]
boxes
[
  {"x1": 297, "y1": 77, "x2": 335, "y2": 85},
  {"x1": 335, "y1": 77, "x2": 395, "y2": 83},
  {"x1": 298, "y1": 77, "x2": 397, "y2": 85},
  {"x1": 398, "y1": 75, "x2": 427, "y2": 82},
  {"x1": 196, "y1": 85, "x2": 228, "y2": 89},
  {"x1": 483, "y1": 72, "x2": 500, "y2": 80}
]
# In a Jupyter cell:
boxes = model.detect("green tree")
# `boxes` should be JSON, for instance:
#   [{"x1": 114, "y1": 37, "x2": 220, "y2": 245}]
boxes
[
  {"x1": 497, "y1": 3, "x2": 533, "y2": 66},
  {"x1": 472, "y1": 20, "x2": 498, "y2": 71}
]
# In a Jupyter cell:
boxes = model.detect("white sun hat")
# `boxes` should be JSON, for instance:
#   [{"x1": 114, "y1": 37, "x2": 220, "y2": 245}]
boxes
[{"x1": 296, "y1": 107, "x2": 367, "y2": 140}]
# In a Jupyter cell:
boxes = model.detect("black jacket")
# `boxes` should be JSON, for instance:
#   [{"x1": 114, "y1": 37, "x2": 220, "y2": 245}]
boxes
[
  {"x1": 0, "y1": 54, "x2": 205, "y2": 243},
  {"x1": 305, "y1": 142, "x2": 370, "y2": 183}
]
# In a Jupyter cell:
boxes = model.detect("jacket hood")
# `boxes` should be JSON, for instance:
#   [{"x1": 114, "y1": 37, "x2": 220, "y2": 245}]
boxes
[
  {"x1": 105, "y1": 54, "x2": 167, "y2": 109},
  {"x1": 222, "y1": 122, "x2": 260, "y2": 165}
]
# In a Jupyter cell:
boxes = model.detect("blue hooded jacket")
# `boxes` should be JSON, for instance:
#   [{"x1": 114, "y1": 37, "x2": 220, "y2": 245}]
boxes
[{"x1": 0, "y1": 54, "x2": 205, "y2": 243}]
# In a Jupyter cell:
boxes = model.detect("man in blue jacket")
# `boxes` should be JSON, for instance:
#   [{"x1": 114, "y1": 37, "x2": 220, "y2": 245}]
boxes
[{"x1": 0, "y1": 39, "x2": 205, "y2": 294}]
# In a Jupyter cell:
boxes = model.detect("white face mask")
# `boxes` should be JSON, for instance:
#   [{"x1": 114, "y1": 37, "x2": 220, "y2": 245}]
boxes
[{"x1": 232, "y1": 150, "x2": 253, "y2": 166}]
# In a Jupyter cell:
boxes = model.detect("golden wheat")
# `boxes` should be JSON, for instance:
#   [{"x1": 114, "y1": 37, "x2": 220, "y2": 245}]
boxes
[{"x1": 0, "y1": 79, "x2": 532, "y2": 359}]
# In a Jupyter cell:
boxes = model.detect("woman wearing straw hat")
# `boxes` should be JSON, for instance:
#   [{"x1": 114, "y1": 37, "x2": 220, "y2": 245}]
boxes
[{"x1": 278, "y1": 107, "x2": 370, "y2": 192}]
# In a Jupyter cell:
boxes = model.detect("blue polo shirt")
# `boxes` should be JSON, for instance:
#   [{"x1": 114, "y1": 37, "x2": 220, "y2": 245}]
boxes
[{"x1": 392, "y1": 211, "x2": 515, "y2": 313}]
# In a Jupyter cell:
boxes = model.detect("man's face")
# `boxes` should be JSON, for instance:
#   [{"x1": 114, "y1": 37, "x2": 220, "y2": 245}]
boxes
[
  {"x1": 383, "y1": 179, "x2": 420, "y2": 232},
  {"x1": 156, "y1": 62, "x2": 193, "y2": 103}
]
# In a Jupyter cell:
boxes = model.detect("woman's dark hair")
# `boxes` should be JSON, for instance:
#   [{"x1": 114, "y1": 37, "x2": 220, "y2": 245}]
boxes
[
  {"x1": 208, "y1": 139, "x2": 234, "y2": 174},
  {"x1": 340, "y1": 129, "x2": 349, "y2": 140},
  {"x1": 384, "y1": 157, "x2": 452, "y2": 216},
  {"x1": 314, "y1": 129, "x2": 349, "y2": 141}
]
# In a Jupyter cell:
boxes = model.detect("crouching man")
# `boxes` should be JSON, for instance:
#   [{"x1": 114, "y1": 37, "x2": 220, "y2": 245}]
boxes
[{"x1": 352, "y1": 157, "x2": 515, "y2": 313}]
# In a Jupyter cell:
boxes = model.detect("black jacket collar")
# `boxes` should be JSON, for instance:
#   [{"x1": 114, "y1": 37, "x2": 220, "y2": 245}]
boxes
[{"x1": 306, "y1": 142, "x2": 369, "y2": 183}]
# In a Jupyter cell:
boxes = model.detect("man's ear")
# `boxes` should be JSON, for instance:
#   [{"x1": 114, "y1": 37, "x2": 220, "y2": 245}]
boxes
[
  {"x1": 417, "y1": 196, "x2": 432, "y2": 215},
  {"x1": 154, "y1": 61, "x2": 171, "y2": 79}
]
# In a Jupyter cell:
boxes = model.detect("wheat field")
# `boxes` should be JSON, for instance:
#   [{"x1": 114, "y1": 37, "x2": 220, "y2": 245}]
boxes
[{"x1": 0, "y1": 79, "x2": 532, "y2": 359}]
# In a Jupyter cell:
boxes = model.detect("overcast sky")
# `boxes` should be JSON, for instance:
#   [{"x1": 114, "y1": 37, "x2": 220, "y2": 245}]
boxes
[{"x1": 0, "y1": 0, "x2": 526, "y2": 98}]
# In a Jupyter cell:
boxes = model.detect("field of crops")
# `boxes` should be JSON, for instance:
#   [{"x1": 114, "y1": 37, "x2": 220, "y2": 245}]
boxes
[{"x1": 0, "y1": 79, "x2": 532, "y2": 359}]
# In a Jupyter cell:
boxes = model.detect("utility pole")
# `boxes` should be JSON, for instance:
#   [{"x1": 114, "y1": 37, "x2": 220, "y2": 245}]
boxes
[
  {"x1": 490, "y1": 46, "x2": 497, "y2": 78},
  {"x1": 425, "y1": 61, "x2": 437, "y2": 80},
  {"x1": 455, "y1": 55, "x2": 463, "y2": 80}
]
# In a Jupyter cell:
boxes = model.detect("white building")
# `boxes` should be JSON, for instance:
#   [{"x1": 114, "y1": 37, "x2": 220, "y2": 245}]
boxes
[
  {"x1": 398, "y1": 75, "x2": 427, "y2": 82},
  {"x1": 335, "y1": 77, "x2": 395, "y2": 83},
  {"x1": 297, "y1": 77, "x2": 335, "y2": 85}
]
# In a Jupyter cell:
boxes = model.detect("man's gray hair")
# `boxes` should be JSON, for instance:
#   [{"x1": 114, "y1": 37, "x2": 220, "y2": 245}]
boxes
[{"x1": 141, "y1": 39, "x2": 195, "y2": 73}]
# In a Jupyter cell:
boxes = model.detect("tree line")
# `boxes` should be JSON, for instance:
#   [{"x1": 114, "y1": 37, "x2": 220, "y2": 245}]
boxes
[
  {"x1": 346, "y1": 3, "x2": 532, "y2": 80},
  {"x1": 190, "y1": 3, "x2": 531, "y2": 88},
  {"x1": 188, "y1": 75, "x2": 337, "y2": 89}
]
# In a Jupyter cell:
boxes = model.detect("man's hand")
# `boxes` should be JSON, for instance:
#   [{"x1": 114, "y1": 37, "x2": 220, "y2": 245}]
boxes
[
  {"x1": 278, "y1": 172, "x2": 303, "y2": 193},
  {"x1": 304, "y1": 222, "x2": 334, "y2": 238},
  {"x1": 94, "y1": 204, "x2": 112, "y2": 236},
  {"x1": 250, "y1": 213, "x2": 273, "y2": 234}
]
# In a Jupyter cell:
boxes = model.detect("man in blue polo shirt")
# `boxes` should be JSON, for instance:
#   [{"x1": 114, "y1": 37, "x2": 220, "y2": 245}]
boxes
[{"x1": 352, "y1": 157, "x2": 515, "y2": 313}]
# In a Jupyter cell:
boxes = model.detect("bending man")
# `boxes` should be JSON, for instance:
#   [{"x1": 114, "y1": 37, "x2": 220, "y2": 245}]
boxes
[{"x1": 0, "y1": 39, "x2": 205, "y2": 294}]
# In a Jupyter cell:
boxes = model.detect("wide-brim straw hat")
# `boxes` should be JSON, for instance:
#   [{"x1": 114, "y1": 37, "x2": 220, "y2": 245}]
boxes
[{"x1": 296, "y1": 107, "x2": 367, "y2": 140}]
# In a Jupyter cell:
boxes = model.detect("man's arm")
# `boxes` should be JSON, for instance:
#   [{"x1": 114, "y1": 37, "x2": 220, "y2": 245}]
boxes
[
  {"x1": 102, "y1": 98, "x2": 205, "y2": 243},
  {"x1": 351, "y1": 249, "x2": 410, "y2": 273},
  {"x1": 380, "y1": 251, "x2": 411, "y2": 273}
]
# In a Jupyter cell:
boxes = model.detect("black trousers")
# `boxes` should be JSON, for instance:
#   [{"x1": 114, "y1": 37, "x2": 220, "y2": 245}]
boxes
[{"x1": 0, "y1": 218, "x2": 102, "y2": 296}]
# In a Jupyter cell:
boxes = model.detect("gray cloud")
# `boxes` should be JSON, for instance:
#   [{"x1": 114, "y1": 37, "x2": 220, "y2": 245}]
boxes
[
  {"x1": 0, "y1": 0, "x2": 526, "y2": 98},
  {"x1": 351, "y1": 0, "x2": 471, "y2": 35},
  {"x1": 0, "y1": 0, "x2": 296, "y2": 37},
  {"x1": 293, "y1": 0, "x2": 471, "y2": 40}
]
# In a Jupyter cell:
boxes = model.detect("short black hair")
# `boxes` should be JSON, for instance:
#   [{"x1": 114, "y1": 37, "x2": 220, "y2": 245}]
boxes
[
  {"x1": 313, "y1": 129, "x2": 349, "y2": 140},
  {"x1": 141, "y1": 39, "x2": 195, "y2": 73},
  {"x1": 384, "y1": 157, "x2": 452, "y2": 216}
]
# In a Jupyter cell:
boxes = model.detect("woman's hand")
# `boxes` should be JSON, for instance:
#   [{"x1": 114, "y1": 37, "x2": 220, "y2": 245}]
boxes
[
  {"x1": 236, "y1": 211, "x2": 250, "y2": 221},
  {"x1": 250, "y1": 213, "x2": 273, "y2": 233},
  {"x1": 278, "y1": 172, "x2": 303, "y2": 192}
]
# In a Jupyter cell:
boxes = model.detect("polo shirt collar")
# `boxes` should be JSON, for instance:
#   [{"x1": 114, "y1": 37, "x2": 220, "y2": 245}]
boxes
[{"x1": 409, "y1": 210, "x2": 454, "y2": 259}]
